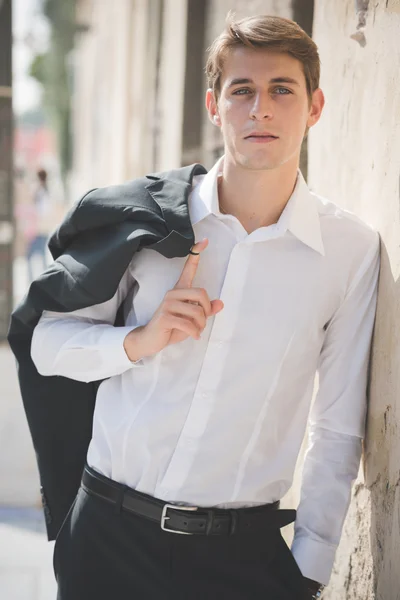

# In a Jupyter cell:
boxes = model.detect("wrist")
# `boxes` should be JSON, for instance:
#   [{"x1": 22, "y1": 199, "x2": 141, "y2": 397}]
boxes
[{"x1": 123, "y1": 326, "x2": 145, "y2": 362}]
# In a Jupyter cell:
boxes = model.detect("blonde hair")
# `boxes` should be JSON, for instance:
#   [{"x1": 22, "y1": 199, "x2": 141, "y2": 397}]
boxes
[{"x1": 206, "y1": 14, "x2": 320, "y2": 103}]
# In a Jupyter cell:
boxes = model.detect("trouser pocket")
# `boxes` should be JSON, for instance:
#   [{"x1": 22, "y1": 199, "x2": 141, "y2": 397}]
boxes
[
  {"x1": 53, "y1": 493, "x2": 79, "y2": 578},
  {"x1": 276, "y1": 533, "x2": 310, "y2": 600}
]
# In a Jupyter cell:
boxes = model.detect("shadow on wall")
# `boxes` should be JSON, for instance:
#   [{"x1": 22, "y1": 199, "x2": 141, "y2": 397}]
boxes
[{"x1": 365, "y1": 238, "x2": 400, "y2": 598}]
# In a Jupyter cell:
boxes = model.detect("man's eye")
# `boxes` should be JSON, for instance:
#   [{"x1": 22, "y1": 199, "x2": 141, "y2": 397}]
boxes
[
  {"x1": 232, "y1": 88, "x2": 251, "y2": 95},
  {"x1": 274, "y1": 87, "x2": 291, "y2": 95}
]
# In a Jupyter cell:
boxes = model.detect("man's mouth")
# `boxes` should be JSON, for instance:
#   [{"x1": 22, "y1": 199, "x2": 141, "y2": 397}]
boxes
[{"x1": 244, "y1": 132, "x2": 279, "y2": 142}]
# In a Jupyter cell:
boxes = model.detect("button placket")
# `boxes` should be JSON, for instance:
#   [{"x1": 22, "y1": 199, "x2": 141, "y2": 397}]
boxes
[{"x1": 159, "y1": 245, "x2": 250, "y2": 493}]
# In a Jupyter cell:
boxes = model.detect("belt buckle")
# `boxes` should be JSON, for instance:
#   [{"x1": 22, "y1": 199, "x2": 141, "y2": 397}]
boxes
[{"x1": 160, "y1": 503, "x2": 198, "y2": 535}]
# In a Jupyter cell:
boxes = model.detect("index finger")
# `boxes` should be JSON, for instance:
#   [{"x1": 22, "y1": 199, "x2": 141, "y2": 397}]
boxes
[{"x1": 175, "y1": 238, "x2": 208, "y2": 289}]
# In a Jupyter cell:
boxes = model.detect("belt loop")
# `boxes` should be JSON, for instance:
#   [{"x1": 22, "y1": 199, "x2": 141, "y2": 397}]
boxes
[
  {"x1": 230, "y1": 509, "x2": 238, "y2": 535},
  {"x1": 114, "y1": 485, "x2": 126, "y2": 515},
  {"x1": 205, "y1": 509, "x2": 214, "y2": 535}
]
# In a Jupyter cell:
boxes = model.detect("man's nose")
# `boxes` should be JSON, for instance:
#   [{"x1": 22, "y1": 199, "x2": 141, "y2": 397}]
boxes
[{"x1": 250, "y1": 92, "x2": 273, "y2": 120}]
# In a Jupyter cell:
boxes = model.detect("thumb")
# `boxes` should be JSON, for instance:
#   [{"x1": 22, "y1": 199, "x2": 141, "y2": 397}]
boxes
[{"x1": 210, "y1": 299, "x2": 224, "y2": 315}]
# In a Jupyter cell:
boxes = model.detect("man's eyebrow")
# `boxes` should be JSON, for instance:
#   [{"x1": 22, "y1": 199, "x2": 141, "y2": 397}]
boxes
[
  {"x1": 226, "y1": 76, "x2": 300, "y2": 87},
  {"x1": 269, "y1": 77, "x2": 300, "y2": 86},
  {"x1": 226, "y1": 78, "x2": 253, "y2": 87}
]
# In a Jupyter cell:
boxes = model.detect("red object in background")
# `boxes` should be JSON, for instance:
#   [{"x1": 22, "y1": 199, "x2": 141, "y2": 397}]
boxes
[{"x1": 14, "y1": 126, "x2": 57, "y2": 170}]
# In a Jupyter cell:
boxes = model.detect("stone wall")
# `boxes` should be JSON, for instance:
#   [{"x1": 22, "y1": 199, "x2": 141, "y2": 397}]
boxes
[{"x1": 309, "y1": 1, "x2": 400, "y2": 598}]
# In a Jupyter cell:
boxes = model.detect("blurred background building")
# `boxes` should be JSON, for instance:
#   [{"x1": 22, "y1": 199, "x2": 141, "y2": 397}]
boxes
[
  {"x1": 0, "y1": 0, "x2": 13, "y2": 342},
  {"x1": 2, "y1": 0, "x2": 400, "y2": 598}
]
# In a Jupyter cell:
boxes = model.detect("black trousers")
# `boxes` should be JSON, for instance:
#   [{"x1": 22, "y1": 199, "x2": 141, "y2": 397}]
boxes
[{"x1": 54, "y1": 480, "x2": 309, "y2": 600}]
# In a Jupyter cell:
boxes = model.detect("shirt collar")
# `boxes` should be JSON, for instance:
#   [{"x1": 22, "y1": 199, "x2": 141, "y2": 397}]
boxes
[
  {"x1": 189, "y1": 156, "x2": 325, "y2": 256},
  {"x1": 189, "y1": 157, "x2": 224, "y2": 224},
  {"x1": 278, "y1": 169, "x2": 325, "y2": 256}
]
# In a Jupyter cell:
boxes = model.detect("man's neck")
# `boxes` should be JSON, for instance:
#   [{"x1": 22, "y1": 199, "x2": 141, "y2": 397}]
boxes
[{"x1": 218, "y1": 156, "x2": 299, "y2": 234}]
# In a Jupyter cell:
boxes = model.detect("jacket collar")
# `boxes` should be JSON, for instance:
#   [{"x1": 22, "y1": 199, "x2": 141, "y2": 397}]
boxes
[
  {"x1": 145, "y1": 163, "x2": 207, "y2": 257},
  {"x1": 190, "y1": 157, "x2": 325, "y2": 256}
]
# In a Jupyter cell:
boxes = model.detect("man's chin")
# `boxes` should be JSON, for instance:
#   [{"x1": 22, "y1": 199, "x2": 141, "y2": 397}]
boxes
[{"x1": 237, "y1": 155, "x2": 282, "y2": 171}]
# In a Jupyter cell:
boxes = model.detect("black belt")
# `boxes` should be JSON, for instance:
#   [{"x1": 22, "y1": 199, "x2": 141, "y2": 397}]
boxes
[{"x1": 81, "y1": 465, "x2": 296, "y2": 536}]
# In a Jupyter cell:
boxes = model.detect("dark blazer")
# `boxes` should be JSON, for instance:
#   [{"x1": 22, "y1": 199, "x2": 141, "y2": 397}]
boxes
[{"x1": 8, "y1": 163, "x2": 207, "y2": 540}]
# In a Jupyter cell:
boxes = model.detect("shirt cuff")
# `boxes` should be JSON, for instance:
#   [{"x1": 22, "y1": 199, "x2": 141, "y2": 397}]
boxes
[
  {"x1": 291, "y1": 535, "x2": 337, "y2": 586},
  {"x1": 97, "y1": 326, "x2": 145, "y2": 372}
]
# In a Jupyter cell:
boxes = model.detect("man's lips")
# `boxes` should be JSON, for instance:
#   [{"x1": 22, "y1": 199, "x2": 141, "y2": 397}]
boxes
[
  {"x1": 245, "y1": 131, "x2": 278, "y2": 139},
  {"x1": 244, "y1": 133, "x2": 279, "y2": 143}
]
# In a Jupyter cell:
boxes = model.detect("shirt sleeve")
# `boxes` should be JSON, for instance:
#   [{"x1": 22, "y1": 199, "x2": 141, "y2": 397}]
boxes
[
  {"x1": 31, "y1": 266, "x2": 144, "y2": 383},
  {"x1": 291, "y1": 232, "x2": 381, "y2": 585}
]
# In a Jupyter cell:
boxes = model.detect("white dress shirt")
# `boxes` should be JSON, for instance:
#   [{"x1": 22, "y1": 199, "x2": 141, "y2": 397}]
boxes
[{"x1": 31, "y1": 157, "x2": 380, "y2": 585}]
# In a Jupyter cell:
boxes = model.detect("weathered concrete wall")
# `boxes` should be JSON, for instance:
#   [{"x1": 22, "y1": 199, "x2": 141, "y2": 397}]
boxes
[{"x1": 308, "y1": 1, "x2": 400, "y2": 598}]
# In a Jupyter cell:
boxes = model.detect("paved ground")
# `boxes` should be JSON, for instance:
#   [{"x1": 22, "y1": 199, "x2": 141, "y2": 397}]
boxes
[{"x1": 0, "y1": 508, "x2": 56, "y2": 600}]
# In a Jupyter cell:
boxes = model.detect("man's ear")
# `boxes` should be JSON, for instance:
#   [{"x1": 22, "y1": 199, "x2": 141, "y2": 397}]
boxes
[
  {"x1": 205, "y1": 88, "x2": 221, "y2": 127},
  {"x1": 307, "y1": 88, "x2": 325, "y2": 129}
]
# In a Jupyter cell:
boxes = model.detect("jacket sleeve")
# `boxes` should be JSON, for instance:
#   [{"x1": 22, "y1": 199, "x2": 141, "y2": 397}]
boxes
[{"x1": 31, "y1": 265, "x2": 144, "y2": 383}]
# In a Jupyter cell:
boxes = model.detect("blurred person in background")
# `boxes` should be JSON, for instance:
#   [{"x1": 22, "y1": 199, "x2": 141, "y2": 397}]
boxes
[
  {"x1": 25, "y1": 168, "x2": 52, "y2": 281},
  {"x1": 10, "y1": 13, "x2": 380, "y2": 600}
]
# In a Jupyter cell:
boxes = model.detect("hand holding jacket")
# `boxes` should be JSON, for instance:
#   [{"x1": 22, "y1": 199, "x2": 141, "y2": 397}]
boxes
[{"x1": 124, "y1": 238, "x2": 224, "y2": 361}]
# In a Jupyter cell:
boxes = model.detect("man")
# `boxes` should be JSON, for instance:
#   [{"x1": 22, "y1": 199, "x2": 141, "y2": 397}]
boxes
[
  {"x1": 25, "y1": 169, "x2": 52, "y2": 281},
  {"x1": 29, "y1": 14, "x2": 380, "y2": 600}
]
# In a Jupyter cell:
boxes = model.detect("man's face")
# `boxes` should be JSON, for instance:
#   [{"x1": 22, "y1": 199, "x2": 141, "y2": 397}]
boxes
[{"x1": 206, "y1": 48, "x2": 324, "y2": 171}]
